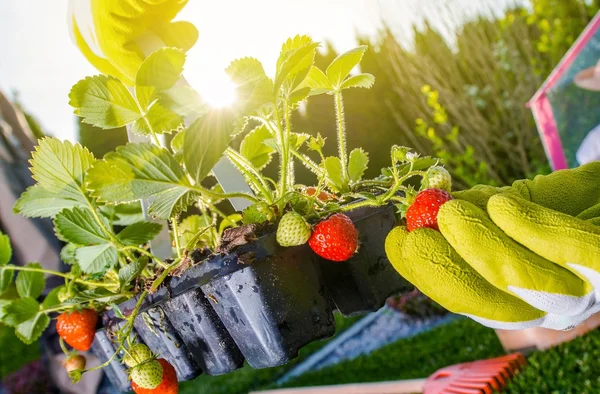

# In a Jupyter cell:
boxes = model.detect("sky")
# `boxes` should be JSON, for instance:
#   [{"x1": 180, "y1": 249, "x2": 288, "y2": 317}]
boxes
[{"x1": 0, "y1": 0, "x2": 518, "y2": 142}]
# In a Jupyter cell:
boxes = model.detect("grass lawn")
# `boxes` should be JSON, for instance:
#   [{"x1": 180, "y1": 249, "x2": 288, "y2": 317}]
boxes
[{"x1": 0, "y1": 324, "x2": 40, "y2": 379}]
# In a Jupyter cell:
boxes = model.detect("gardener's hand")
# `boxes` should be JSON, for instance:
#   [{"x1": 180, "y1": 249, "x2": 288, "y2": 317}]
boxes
[
  {"x1": 386, "y1": 162, "x2": 600, "y2": 330},
  {"x1": 69, "y1": 0, "x2": 197, "y2": 85}
]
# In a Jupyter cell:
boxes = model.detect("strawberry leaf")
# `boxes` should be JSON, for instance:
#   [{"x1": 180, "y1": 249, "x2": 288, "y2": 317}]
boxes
[
  {"x1": 0, "y1": 231, "x2": 11, "y2": 266},
  {"x1": 15, "y1": 312, "x2": 50, "y2": 344},
  {"x1": 323, "y1": 156, "x2": 345, "y2": 192},
  {"x1": 69, "y1": 75, "x2": 141, "y2": 129},
  {"x1": 348, "y1": 148, "x2": 369, "y2": 183},
  {"x1": 326, "y1": 46, "x2": 368, "y2": 89},
  {"x1": 13, "y1": 185, "x2": 85, "y2": 218},
  {"x1": 75, "y1": 244, "x2": 118, "y2": 274},
  {"x1": 118, "y1": 259, "x2": 148, "y2": 290},
  {"x1": 54, "y1": 207, "x2": 112, "y2": 245},
  {"x1": 87, "y1": 143, "x2": 198, "y2": 219},
  {"x1": 226, "y1": 57, "x2": 273, "y2": 114},
  {"x1": 275, "y1": 36, "x2": 319, "y2": 94},
  {"x1": 136, "y1": 48, "x2": 186, "y2": 93},
  {"x1": 2, "y1": 297, "x2": 40, "y2": 327},
  {"x1": 117, "y1": 222, "x2": 163, "y2": 246},
  {"x1": 300, "y1": 66, "x2": 333, "y2": 96},
  {"x1": 16, "y1": 263, "x2": 45, "y2": 300},
  {"x1": 240, "y1": 125, "x2": 276, "y2": 170},
  {"x1": 158, "y1": 85, "x2": 207, "y2": 122},
  {"x1": 60, "y1": 244, "x2": 79, "y2": 265},
  {"x1": 15, "y1": 138, "x2": 96, "y2": 215},
  {"x1": 340, "y1": 73, "x2": 375, "y2": 90},
  {"x1": 183, "y1": 109, "x2": 235, "y2": 184},
  {"x1": 130, "y1": 102, "x2": 183, "y2": 135}
]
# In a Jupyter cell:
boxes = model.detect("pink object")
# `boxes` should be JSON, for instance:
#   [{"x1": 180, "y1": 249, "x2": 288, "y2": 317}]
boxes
[{"x1": 528, "y1": 12, "x2": 600, "y2": 170}]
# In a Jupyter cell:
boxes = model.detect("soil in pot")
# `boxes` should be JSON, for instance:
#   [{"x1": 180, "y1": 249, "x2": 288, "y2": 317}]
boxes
[
  {"x1": 200, "y1": 231, "x2": 336, "y2": 369},
  {"x1": 318, "y1": 205, "x2": 413, "y2": 316}
]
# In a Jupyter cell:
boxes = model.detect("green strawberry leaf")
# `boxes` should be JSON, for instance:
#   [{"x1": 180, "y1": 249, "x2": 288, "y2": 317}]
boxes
[
  {"x1": 326, "y1": 46, "x2": 368, "y2": 89},
  {"x1": 0, "y1": 232, "x2": 11, "y2": 265},
  {"x1": 274, "y1": 36, "x2": 319, "y2": 94},
  {"x1": 75, "y1": 244, "x2": 118, "y2": 274},
  {"x1": 117, "y1": 222, "x2": 163, "y2": 246},
  {"x1": 288, "y1": 86, "x2": 311, "y2": 105},
  {"x1": 240, "y1": 125, "x2": 275, "y2": 170},
  {"x1": 63, "y1": 288, "x2": 124, "y2": 305},
  {"x1": 41, "y1": 287, "x2": 62, "y2": 309},
  {"x1": 15, "y1": 138, "x2": 96, "y2": 213},
  {"x1": 87, "y1": 143, "x2": 198, "y2": 219},
  {"x1": 100, "y1": 203, "x2": 144, "y2": 226},
  {"x1": 226, "y1": 57, "x2": 273, "y2": 114},
  {"x1": 54, "y1": 207, "x2": 112, "y2": 245},
  {"x1": 13, "y1": 185, "x2": 86, "y2": 219},
  {"x1": 60, "y1": 243, "x2": 79, "y2": 265},
  {"x1": 69, "y1": 75, "x2": 141, "y2": 129},
  {"x1": 170, "y1": 129, "x2": 186, "y2": 153},
  {"x1": 300, "y1": 66, "x2": 333, "y2": 96},
  {"x1": 323, "y1": 156, "x2": 345, "y2": 192},
  {"x1": 2, "y1": 297, "x2": 40, "y2": 327},
  {"x1": 179, "y1": 214, "x2": 217, "y2": 250},
  {"x1": 118, "y1": 258, "x2": 148, "y2": 290},
  {"x1": 16, "y1": 263, "x2": 45, "y2": 300},
  {"x1": 291, "y1": 133, "x2": 310, "y2": 149},
  {"x1": 307, "y1": 134, "x2": 326, "y2": 153},
  {"x1": 158, "y1": 85, "x2": 207, "y2": 122},
  {"x1": 0, "y1": 232, "x2": 12, "y2": 293},
  {"x1": 130, "y1": 102, "x2": 183, "y2": 135},
  {"x1": 136, "y1": 47, "x2": 186, "y2": 92},
  {"x1": 340, "y1": 73, "x2": 375, "y2": 90},
  {"x1": 348, "y1": 148, "x2": 369, "y2": 183},
  {"x1": 242, "y1": 203, "x2": 274, "y2": 224},
  {"x1": 15, "y1": 312, "x2": 50, "y2": 344},
  {"x1": 183, "y1": 109, "x2": 235, "y2": 184}
]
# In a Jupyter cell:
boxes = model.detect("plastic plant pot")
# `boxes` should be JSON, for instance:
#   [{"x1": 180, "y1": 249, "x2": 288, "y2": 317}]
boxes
[
  {"x1": 200, "y1": 232, "x2": 336, "y2": 369},
  {"x1": 318, "y1": 205, "x2": 413, "y2": 316},
  {"x1": 91, "y1": 327, "x2": 131, "y2": 393},
  {"x1": 162, "y1": 287, "x2": 245, "y2": 375}
]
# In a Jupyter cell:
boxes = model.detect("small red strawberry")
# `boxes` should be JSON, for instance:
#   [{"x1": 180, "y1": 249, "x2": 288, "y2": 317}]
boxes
[
  {"x1": 308, "y1": 213, "x2": 358, "y2": 262},
  {"x1": 406, "y1": 188, "x2": 453, "y2": 231},
  {"x1": 132, "y1": 358, "x2": 178, "y2": 394},
  {"x1": 56, "y1": 309, "x2": 98, "y2": 352},
  {"x1": 63, "y1": 355, "x2": 86, "y2": 372}
]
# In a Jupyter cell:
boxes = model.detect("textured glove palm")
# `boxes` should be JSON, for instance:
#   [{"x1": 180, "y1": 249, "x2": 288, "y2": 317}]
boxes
[{"x1": 386, "y1": 162, "x2": 600, "y2": 330}]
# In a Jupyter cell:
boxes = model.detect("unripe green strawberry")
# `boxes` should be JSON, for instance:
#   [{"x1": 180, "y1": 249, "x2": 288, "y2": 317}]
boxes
[
  {"x1": 63, "y1": 355, "x2": 86, "y2": 373},
  {"x1": 131, "y1": 360, "x2": 163, "y2": 390},
  {"x1": 276, "y1": 212, "x2": 311, "y2": 247},
  {"x1": 124, "y1": 344, "x2": 153, "y2": 368},
  {"x1": 424, "y1": 166, "x2": 451, "y2": 192}
]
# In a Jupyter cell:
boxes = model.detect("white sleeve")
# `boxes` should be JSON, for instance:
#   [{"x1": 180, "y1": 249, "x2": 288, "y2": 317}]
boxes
[{"x1": 576, "y1": 125, "x2": 600, "y2": 165}]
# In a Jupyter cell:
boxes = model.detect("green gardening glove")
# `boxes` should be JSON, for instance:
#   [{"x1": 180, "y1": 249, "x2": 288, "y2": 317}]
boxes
[
  {"x1": 386, "y1": 162, "x2": 600, "y2": 330},
  {"x1": 69, "y1": 0, "x2": 198, "y2": 85}
]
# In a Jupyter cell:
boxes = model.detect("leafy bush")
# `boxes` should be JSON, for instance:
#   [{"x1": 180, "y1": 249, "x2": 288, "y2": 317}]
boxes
[{"x1": 0, "y1": 324, "x2": 40, "y2": 379}]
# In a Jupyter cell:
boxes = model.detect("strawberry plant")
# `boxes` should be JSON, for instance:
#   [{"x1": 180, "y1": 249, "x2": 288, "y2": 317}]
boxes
[{"x1": 0, "y1": 26, "x2": 443, "y2": 389}]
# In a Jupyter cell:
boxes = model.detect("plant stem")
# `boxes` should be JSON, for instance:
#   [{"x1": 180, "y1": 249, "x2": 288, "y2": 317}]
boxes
[
  {"x1": 172, "y1": 217, "x2": 182, "y2": 259},
  {"x1": 0, "y1": 266, "x2": 116, "y2": 289},
  {"x1": 284, "y1": 100, "x2": 294, "y2": 188},
  {"x1": 334, "y1": 91, "x2": 348, "y2": 184},
  {"x1": 224, "y1": 148, "x2": 273, "y2": 203},
  {"x1": 273, "y1": 103, "x2": 288, "y2": 204},
  {"x1": 195, "y1": 185, "x2": 260, "y2": 204},
  {"x1": 150, "y1": 259, "x2": 181, "y2": 293},
  {"x1": 120, "y1": 246, "x2": 169, "y2": 269}
]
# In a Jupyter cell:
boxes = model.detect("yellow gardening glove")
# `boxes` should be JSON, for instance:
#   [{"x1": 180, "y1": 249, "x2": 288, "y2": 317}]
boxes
[
  {"x1": 386, "y1": 162, "x2": 600, "y2": 330},
  {"x1": 69, "y1": 0, "x2": 198, "y2": 85}
]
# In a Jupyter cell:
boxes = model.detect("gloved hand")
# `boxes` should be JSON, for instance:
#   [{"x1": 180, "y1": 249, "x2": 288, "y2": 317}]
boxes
[
  {"x1": 386, "y1": 162, "x2": 600, "y2": 330},
  {"x1": 69, "y1": 0, "x2": 198, "y2": 85}
]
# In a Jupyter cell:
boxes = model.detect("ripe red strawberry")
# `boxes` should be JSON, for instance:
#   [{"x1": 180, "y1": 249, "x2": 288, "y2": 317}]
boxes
[
  {"x1": 132, "y1": 358, "x2": 178, "y2": 394},
  {"x1": 406, "y1": 188, "x2": 453, "y2": 231},
  {"x1": 308, "y1": 213, "x2": 358, "y2": 262},
  {"x1": 56, "y1": 309, "x2": 98, "y2": 352},
  {"x1": 63, "y1": 355, "x2": 86, "y2": 372}
]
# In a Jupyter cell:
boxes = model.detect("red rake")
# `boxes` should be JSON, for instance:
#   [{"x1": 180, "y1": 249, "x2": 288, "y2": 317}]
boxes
[{"x1": 423, "y1": 353, "x2": 526, "y2": 394}]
